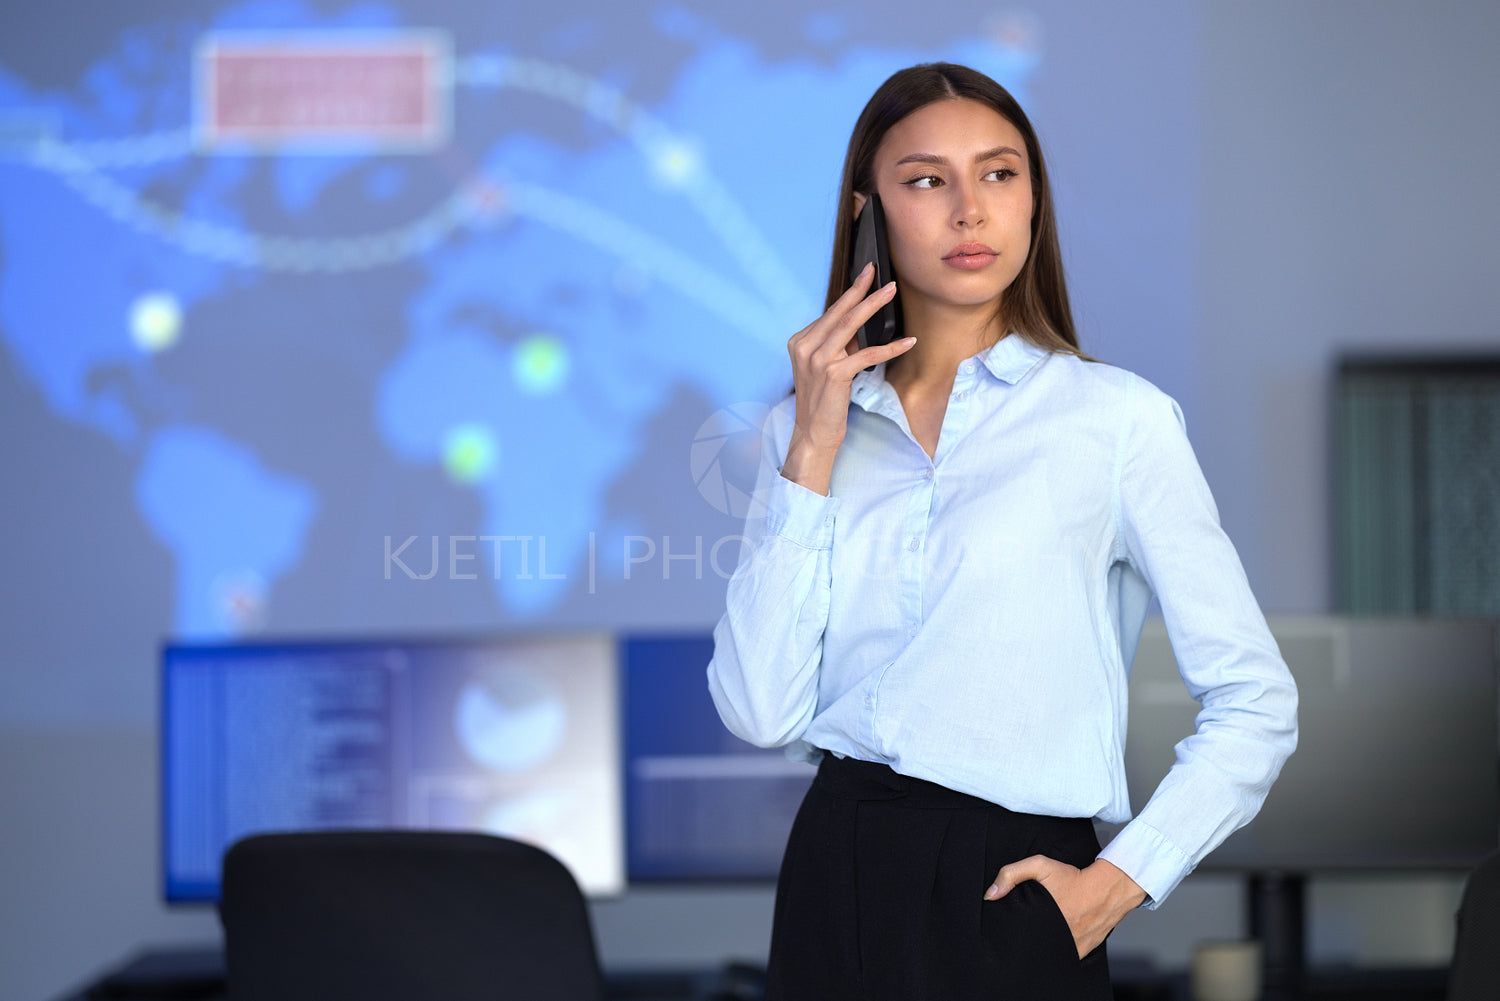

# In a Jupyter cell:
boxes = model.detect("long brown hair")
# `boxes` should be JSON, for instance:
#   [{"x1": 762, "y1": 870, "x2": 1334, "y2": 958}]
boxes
[{"x1": 825, "y1": 62, "x2": 1087, "y2": 358}]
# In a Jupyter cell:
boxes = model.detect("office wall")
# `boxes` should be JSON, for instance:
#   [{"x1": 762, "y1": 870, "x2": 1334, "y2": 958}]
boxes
[
  {"x1": 3, "y1": 2, "x2": 1497, "y2": 999},
  {"x1": 1191, "y1": 0, "x2": 1496, "y2": 968},
  {"x1": 1195, "y1": 2, "x2": 1500, "y2": 610}
]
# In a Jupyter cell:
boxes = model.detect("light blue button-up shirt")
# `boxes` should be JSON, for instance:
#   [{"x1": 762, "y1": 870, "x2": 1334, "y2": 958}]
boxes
[{"x1": 706, "y1": 333, "x2": 1298, "y2": 907}]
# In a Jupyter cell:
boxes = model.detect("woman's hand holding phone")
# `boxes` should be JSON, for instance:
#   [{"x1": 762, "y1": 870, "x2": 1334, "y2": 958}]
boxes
[{"x1": 781, "y1": 262, "x2": 915, "y2": 497}]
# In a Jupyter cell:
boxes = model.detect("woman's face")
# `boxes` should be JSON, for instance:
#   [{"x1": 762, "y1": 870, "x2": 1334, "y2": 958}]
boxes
[{"x1": 856, "y1": 98, "x2": 1034, "y2": 318}]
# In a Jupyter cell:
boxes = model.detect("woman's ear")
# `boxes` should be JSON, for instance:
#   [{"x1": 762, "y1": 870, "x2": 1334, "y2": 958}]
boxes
[{"x1": 852, "y1": 190, "x2": 867, "y2": 219}]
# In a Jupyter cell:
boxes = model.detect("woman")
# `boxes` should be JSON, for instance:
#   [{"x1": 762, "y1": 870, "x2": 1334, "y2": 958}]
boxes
[{"x1": 706, "y1": 62, "x2": 1298, "y2": 1000}]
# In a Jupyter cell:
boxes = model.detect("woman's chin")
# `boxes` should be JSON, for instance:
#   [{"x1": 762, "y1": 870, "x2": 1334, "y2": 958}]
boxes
[{"x1": 904, "y1": 287, "x2": 1010, "y2": 314}]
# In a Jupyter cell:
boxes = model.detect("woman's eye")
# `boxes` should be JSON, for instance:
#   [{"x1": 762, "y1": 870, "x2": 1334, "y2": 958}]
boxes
[
  {"x1": 985, "y1": 168, "x2": 1019, "y2": 181},
  {"x1": 903, "y1": 175, "x2": 943, "y2": 189}
]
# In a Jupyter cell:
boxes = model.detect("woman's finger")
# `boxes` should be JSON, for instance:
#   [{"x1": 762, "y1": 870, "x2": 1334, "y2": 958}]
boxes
[
  {"x1": 838, "y1": 332, "x2": 916, "y2": 370},
  {"x1": 984, "y1": 854, "x2": 1057, "y2": 900},
  {"x1": 799, "y1": 263, "x2": 876, "y2": 342},
  {"x1": 833, "y1": 261, "x2": 877, "y2": 307},
  {"x1": 809, "y1": 280, "x2": 899, "y2": 361},
  {"x1": 787, "y1": 265, "x2": 874, "y2": 353},
  {"x1": 801, "y1": 268, "x2": 891, "y2": 348}
]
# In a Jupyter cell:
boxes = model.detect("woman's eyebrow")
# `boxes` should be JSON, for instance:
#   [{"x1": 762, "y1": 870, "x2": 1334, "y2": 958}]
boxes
[{"x1": 893, "y1": 145, "x2": 1024, "y2": 167}]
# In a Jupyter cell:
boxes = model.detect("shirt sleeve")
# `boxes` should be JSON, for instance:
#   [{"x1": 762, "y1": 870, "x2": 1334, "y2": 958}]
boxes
[
  {"x1": 1096, "y1": 377, "x2": 1300, "y2": 908},
  {"x1": 706, "y1": 399, "x2": 841, "y2": 748}
]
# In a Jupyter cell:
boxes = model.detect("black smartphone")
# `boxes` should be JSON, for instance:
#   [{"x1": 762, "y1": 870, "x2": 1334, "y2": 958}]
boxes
[{"x1": 848, "y1": 192, "x2": 903, "y2": 366}]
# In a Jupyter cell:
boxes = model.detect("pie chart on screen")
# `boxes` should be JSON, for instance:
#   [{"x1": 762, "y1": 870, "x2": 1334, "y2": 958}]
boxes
[{"x1": 454, "y1": 667, "x2": 567, "y2": 771}]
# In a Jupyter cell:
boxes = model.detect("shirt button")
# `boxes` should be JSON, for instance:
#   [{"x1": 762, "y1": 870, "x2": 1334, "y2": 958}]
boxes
[
  {"x1": 907, "y1": 537, "x2": 919, "y2": 552},
  {"x1": 864, "y1": 696, "x2": 874, "y2": 709},
  {"x1": 924, "y1": 468, "x2": 933, "y2": 480}
]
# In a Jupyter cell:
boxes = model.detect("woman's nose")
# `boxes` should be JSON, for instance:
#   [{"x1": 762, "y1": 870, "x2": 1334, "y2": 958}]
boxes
[{"x1": 951, "y1": 181, "x2": 984, "y2": 227}]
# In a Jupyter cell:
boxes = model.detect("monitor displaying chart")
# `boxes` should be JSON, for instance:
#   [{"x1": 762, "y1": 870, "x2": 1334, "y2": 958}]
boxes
[{"x1": 162, "y1": 632, "x2": 623, "y2": 900}]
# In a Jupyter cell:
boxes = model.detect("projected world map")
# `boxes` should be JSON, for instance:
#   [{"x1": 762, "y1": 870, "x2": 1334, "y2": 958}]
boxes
[{"x1": 0, "y1": 2, "x2": 1037, "y2": 637}]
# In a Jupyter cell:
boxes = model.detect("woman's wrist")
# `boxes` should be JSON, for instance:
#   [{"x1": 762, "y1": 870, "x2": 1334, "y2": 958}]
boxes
[
  {"x1": 1088, "y1": 857, "x2": 1147, "y2": 915},
  {"x1": 782, "y1": 430, "x2": 839, "y2": 497}
]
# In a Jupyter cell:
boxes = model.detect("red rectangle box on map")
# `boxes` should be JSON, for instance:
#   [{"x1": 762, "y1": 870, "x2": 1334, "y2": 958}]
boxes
[{"x1": 197, "y1": 32, "x2": 450, "y2": 150}]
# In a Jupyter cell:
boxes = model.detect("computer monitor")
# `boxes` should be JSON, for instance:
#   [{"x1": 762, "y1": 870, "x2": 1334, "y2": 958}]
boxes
[
  {"x1": 162, "y1": 632, "x2": 624, "y2": 902},
  {"x1": 621, "y1": 633, "x2": 815, "y2": 881},
  {"x1": 1117, "y1": 616, "x2": 1500, "y2": 870},
  {"x1": 1117, "y1": 616, "x2": 1498, "y2": 992}
]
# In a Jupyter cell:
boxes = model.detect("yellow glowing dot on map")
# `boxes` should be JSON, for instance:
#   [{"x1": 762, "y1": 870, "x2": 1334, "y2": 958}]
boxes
[
  {"x1": 651, "y1": 140, "x2": 701, "y2": 187},
  {"x1": 443, "y1": 424, "x2": 498, "y2": 484},
  {"x1": 130, "y1": 293, "x2": 182, "y2": 353},
  {"x1": 513, "y1": 334, "x2": 569, "y2": 394}
]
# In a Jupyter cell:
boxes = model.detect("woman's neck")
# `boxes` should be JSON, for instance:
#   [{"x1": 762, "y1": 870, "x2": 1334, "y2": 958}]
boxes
[{"x1": 884, "y1": 296, "x2": 1008, "y2": 393}]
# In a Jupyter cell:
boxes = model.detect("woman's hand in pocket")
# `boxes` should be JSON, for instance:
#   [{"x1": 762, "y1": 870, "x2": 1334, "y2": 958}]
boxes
[{"x1": 984, "y1": 855, "x2": 1146, "y2": 959}]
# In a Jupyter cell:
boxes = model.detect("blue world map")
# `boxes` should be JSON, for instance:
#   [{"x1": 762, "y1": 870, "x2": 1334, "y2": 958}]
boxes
[{"x1": 0, "y1": 1, "x2": 1036, "y2": 636}]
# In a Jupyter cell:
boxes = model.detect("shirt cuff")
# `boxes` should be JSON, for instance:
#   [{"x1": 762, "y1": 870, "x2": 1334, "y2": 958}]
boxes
[
  {"x1": 1097, "y1": 819, "x2": 1195, "y2": 911},
  {"x1": 763, "y1": 469, "x2": 840, "y2": 549}
]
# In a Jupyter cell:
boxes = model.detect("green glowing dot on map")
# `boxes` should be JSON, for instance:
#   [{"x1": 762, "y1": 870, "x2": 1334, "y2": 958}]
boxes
[
  {"x1": 443, "y1": 424, "x2": 498, "y2": 484},
  {"x1": 130, "y1": 292, "x2": 182, "y2": 352},
  {"x1": 514, "y1": 335, "x2": 569, "y2": 393}
]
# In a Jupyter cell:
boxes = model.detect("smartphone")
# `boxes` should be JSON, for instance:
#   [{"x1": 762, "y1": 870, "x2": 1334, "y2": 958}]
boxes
[{"x1": 848, "y1": 192, "x2": 903, "y2": 366}]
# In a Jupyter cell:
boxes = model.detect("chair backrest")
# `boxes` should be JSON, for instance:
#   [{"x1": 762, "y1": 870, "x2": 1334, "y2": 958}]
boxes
[
  {"x1": 219, "y1": 830, "x2": 606, "y2": 1001},
  {"x1": 1449, "y1": 848, "x2": 1500, "y2": 1001}
]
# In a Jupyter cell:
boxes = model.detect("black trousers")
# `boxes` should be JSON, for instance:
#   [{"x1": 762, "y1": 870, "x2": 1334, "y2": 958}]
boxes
[{"x1": 764, "y1": 752, "x2": 1112, "y2": 1001}]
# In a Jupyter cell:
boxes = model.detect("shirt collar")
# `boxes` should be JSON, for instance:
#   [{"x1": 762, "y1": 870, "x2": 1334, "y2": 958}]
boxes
[
  {"x1": 978, "y1": 333, "x2": 1051, "y2": 385},
  {"x1": 848, "y1": 334, "x2": 1052, "y2": 411}
]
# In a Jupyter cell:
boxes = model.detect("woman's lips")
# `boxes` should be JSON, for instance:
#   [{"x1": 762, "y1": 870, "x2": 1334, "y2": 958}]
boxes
[
  {"x1": 943, "y1": 252, "x2": 997, "y2": 270},
  {"x1": 944, "y1": 242, "x2": 998, "y2": 270}
]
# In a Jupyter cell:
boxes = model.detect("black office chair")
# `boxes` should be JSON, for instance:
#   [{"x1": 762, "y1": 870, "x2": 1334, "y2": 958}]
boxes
[
  {"x1": 219, "y1": 830, "x2": 606, "y2": 1001},
  {"x1": 1448, "y1": 847, "x2": 1500, "y2": 1001}
]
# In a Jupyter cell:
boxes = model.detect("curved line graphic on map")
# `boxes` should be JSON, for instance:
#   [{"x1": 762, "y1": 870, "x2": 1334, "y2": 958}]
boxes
[{"x1": 0, "y1": 52, "x2": 811, "y2": 332}]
